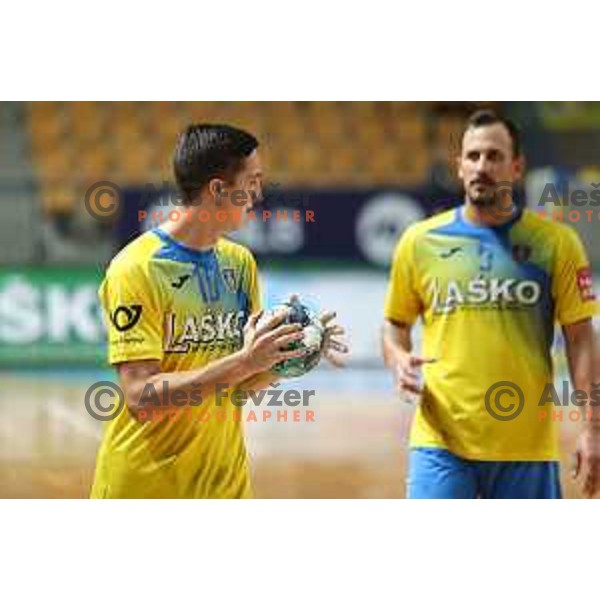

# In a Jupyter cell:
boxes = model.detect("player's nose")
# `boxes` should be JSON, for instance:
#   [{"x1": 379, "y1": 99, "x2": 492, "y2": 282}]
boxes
[{"x1": 476, "y1": 155, "x2": 493, "y2": 174}]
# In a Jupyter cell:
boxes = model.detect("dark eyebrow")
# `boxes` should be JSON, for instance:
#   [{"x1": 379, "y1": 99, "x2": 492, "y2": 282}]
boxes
[{"x1": 466, "y1": 147, "x2": 503, "y2": 156}]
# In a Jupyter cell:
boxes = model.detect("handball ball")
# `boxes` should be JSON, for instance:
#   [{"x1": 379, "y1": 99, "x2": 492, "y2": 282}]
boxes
[{"x1": 261, "y1": 296, "x2": 324, "y2": 379}]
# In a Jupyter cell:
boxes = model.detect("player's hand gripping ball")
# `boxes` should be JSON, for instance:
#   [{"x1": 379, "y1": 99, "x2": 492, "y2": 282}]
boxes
[{"x1": 260, "y1": 296, "x2": 324, "y2": 378}]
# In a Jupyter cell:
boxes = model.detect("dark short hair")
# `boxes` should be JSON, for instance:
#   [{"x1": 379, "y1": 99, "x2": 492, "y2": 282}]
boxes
[
  {"x1": 173, "y1": 124, "x2": 259, "y2": 203},
  {"x1": 463, "y1": 109, "x2": 522, "y2": 158}
]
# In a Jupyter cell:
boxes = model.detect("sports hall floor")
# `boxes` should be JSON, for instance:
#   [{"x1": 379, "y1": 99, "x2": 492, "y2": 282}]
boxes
[{"x1": 0, "y1": 369, "x2": 582, "y2": 498}]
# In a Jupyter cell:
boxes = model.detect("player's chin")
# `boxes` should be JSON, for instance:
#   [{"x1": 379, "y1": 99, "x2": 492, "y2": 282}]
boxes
[
  {"x1": 220, "y1": 215, "x2": 247, "y2": 234},
  {"x1": 469, "y1": 187, "x2": 493, "y2": 206}
]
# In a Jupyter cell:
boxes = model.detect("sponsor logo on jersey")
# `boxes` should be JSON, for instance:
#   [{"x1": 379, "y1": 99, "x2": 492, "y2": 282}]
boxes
[
  {"x1": 439, "y1": 246, "x2": 464, "y2": 259},
  {"x1": 171, "y1": 274, "x2": 191, "y2": 289},
  {"x1": 576, "y1": 266, "x2": 596, "y2": 301},
  {"x1": 110, "y1": 305, "x2": 143, "y2": 331},
  {"x1": 429, "y1": 277, "x2": 543, "y2": 314},
  {"x1": 110, "y1": 334, "x2": 146, "y2": 346},
  {"x1": 164, "y1": 310, "x2": 246, "y2": 353}
]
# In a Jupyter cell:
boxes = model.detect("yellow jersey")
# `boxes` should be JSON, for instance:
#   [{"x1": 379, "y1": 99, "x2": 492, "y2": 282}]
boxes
[
  {"x1": 385, "y1": 206, "x2": 599, "y2": 461},
  {"x1": 91, "y1": 228, "x2": 260, "y2": 498}
]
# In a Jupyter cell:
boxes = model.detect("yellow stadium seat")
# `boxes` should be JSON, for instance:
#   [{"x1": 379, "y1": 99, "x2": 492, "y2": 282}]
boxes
[{"x1": 28, "y1": 101, "x2": 439, "y2": 198}]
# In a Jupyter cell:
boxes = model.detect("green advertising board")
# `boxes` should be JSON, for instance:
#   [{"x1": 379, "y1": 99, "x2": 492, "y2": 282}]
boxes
[{"x1": 0, "y1": 267, "x2": 107, "y2": 366}]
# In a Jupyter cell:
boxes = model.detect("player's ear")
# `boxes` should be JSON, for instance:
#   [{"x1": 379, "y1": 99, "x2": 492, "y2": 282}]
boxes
[
  {"x1": 512, "y1": 155, "x2": 526, "y2": 182},
  {"x1": 456, "y1": 154, "x2": 464, "y2": 181},
  {"x1": 208, "y1": 178, "x2": 227, "y2": 203}
]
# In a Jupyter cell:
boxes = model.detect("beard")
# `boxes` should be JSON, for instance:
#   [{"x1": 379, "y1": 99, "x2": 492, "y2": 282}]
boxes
[
  {"x1": 469, "y1": 183, "x2": 496, "y2": 206},
  {"x1": 468, "y1": 177, "x2": 514, "y2": 205},
  {"x1": 470, "y1": 192, "x2": 494, "y2": 206}
]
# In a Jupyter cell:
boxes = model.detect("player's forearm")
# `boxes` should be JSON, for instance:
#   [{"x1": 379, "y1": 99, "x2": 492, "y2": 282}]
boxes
[
  {"x1": 382, "y1": 320, "x2": 413, "y2": 367},
  {"x1": 564, "y1": 320, "x2": 600, "y2": 428},
  {"x1": 573, "y1": 360, "x2": 600, "y2": 429},
  {"x1": 238, "y1": 370, "x2": 280, "y2": 392},
  {"x1": 126, "y1": 350, "x2": 259, "y2": 415}
]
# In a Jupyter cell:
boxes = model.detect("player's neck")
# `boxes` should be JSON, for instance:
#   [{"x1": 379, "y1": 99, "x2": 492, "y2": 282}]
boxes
[
  {"x1": 462, "y1": 198, "x2": 518, "y2": 228},
  {"x1": 160, "y1": 216, "x2": 222, "y2": 251}
]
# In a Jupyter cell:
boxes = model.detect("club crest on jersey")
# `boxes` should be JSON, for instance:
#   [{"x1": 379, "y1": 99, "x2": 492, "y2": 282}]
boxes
[
  {"x1": 511, "y1": 244, "x2": 532, "y2": 263},
  {"x1": 222, "y1": 268, "x2": 238, "y2": 293},
  {"x1": 429, "y1": 277, "x2": 543, "y2": 314}
]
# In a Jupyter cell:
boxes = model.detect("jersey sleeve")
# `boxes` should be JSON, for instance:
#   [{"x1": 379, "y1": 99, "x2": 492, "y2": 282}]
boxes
[
  {"x1": 384, "y1": 227, "x2": 422, "y2": 325},
  {"x1": 99, "y1": 260, "x2": 164, "y2": 364},
  {"x1": 553, "y1": 226, "x2": 600, "y2": 325}
]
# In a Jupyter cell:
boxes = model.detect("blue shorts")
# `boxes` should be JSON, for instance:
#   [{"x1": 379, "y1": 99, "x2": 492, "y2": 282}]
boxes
[{"x1": 407, "y1": 448, "x2": 562, "y2": 499}]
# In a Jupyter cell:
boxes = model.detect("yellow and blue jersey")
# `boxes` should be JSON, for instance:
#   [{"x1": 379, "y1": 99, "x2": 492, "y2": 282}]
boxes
[
  {"x1": 91, "y1": 228, "x2": 260, "y2": 498},
  {"x1": 385, "y1": 206, "x2": 599, "y2": 461}
]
